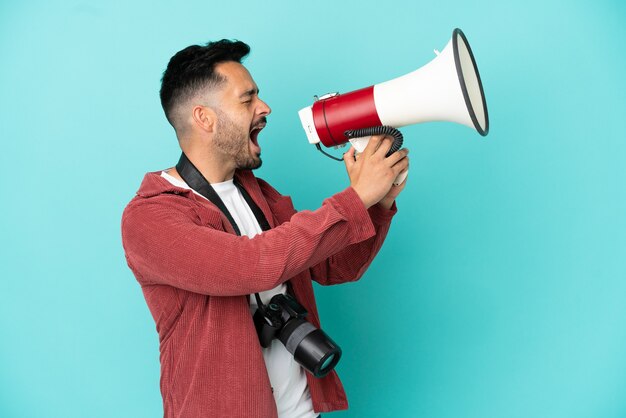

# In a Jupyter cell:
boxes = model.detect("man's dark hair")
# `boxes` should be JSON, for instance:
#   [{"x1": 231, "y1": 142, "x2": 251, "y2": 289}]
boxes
[{"x1": 160, "y1": 39, "x2": 250, "y2": 130}]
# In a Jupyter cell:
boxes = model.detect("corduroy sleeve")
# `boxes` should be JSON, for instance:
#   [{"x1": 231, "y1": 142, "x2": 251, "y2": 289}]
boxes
[
  {"x1": 309, "y1": 201, "x2": 397, "y2": 286},
  {"x1": 121, "y1": 187, "x2": 376, "y2": 296}
]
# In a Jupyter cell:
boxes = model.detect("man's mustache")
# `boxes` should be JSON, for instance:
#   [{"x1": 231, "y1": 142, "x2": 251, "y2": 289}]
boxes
[{"x1": 253, "y1": 116, "x2": 267, "y2": 128}]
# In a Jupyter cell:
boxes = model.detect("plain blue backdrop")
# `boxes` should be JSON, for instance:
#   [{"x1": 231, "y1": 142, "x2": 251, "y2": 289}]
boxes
[{"x1": 1, "y1": 0, "x2": 625, "y2": 417}]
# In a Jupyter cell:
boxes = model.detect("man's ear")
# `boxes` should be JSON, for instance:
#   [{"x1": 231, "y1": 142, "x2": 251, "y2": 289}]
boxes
[{"x1": 191, "y1": 105, "x2": 217, "y2": 133}]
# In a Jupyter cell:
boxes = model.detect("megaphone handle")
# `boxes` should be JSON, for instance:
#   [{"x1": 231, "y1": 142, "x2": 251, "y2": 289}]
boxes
[
  {"x1": 393, "y1": 170, "x2": 408, "y2": 186},
  {"x1": 347, "y1": 136, "x2": 371, "y2": 154},
  {"x1": 346, "y1": 127, "x2": 408, "y2": 185},
  {"x1": 345, "y1": 126, "x2": 404, "y2": 157}
]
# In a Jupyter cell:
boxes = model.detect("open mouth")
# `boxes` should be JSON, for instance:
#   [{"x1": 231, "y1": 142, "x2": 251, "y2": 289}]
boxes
[{"x1": 249, "y1": 121, "x2": 266, "y2": 150}]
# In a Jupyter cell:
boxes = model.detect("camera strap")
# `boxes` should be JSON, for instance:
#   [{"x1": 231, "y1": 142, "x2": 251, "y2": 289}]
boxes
[
  {"x1": 175, "y1": 152, "x2": 274, "y2": 309},
  {"x1": 175, "y1": 152, "x2": 272, "y2": 235}
]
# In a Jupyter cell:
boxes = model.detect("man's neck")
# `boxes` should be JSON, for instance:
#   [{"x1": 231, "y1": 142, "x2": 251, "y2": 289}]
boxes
[{"x1": 168, "y1": 151, "x2": 236, "y2": 184}]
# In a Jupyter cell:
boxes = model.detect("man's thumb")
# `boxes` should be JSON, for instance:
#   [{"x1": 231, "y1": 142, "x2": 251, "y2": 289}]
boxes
[{"x1": 343, "y1": 147, "x2": 356, "y2": 169}]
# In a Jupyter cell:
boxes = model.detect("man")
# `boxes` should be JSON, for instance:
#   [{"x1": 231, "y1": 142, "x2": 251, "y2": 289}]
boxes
[{"x1": 121, "y1": 39, "x2": 409, "y2": 418}]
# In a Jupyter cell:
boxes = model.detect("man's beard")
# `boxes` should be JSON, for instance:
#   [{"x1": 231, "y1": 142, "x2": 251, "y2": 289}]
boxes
[{"x1": 213, "y1": 109, "x2": 263, "y2": 171}]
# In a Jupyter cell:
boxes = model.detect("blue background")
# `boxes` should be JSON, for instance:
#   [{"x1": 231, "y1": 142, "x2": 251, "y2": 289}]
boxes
[{"x1": 1, "y1": 0, "x2": 625, "y2": 417}]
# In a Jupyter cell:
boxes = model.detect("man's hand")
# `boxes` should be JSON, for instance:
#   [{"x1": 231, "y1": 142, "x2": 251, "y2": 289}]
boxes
[
  {"x1": 343, "y1": 135, "x2": 409, "y2": 209},
  {"x1": 378, "y1": 178, "x2": 408, "y2": 210}
]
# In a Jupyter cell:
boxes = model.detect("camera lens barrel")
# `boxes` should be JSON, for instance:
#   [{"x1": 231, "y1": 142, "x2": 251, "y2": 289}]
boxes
[{"x1": 279, "y1": 318, "x2": 342, "y2": 378}]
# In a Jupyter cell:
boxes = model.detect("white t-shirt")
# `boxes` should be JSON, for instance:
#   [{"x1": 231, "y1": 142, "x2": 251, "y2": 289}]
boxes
[{"x1": 161, "y1": 170, "x2": 317, "y2": 418}]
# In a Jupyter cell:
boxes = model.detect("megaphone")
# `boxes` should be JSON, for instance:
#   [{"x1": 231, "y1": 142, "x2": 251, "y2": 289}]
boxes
[{"x1": 298, "y1": 28, "x2": 489, "y2": 184}]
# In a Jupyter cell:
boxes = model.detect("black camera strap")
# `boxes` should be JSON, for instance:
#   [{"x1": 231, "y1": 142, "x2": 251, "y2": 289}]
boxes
[
  {"x1": 175, "y1": 153, "x2": 272, "y2": 235},
  {"x1": 175, "y1": 152, "x2": 273, "y2": 310}
]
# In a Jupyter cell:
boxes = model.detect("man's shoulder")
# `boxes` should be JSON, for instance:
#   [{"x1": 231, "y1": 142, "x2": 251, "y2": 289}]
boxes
[
  {"x1": 256, "y1": 176, "x2": 283, "y2": 200},
  {"x1": 132, "y1": 171, "x2": 188, "y2": 198},
  {"x1": 122, "y1": 171, "x2": 207, "y2": 224}
]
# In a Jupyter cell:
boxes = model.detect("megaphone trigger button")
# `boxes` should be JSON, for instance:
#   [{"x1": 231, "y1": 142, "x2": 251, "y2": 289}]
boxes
[{"x1": 318, "y1": 92, "x2": 339, "y2": 101}]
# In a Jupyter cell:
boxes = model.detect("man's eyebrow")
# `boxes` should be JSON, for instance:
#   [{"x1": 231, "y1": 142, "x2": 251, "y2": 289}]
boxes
[{"x1": 239, "y1": 88, "x2": 259, "y2": 99}]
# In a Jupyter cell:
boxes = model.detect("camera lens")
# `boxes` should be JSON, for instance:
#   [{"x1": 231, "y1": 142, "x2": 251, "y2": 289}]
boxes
[
  {"x1": 320, "y1": 354, "x2": 336, "y2": 371},
  {"x1": 279, "y1": 318, "x2": 342, "y2": 378}
]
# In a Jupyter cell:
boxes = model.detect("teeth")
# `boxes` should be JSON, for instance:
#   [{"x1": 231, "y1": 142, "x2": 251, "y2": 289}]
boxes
[{"x1": 250, "y1": 127, "x2": 265, "y2": 136}]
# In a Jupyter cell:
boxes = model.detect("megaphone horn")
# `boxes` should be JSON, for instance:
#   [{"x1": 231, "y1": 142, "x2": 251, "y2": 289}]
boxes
[{"x1": 298, "y1": 28, "x2": 489, "y2": 164}]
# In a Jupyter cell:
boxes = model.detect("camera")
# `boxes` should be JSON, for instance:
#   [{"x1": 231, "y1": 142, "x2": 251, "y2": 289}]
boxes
[{"x1": 253, "y1": 293, "x2": 341, "y2": 378}]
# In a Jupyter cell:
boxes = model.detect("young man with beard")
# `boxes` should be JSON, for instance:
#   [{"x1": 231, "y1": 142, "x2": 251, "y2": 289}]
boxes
[{"x1": 121, "y1": 40, "x2": 409, "y2": 418}]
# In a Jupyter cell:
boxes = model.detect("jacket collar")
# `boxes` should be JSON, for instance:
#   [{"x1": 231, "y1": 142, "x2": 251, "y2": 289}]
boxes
[
  {"x1": 136, "y1": 170, "x2": 193, "y2": 198},
  {"x1": 135, "y1": 169, "x2": 277, "y2": 229}
]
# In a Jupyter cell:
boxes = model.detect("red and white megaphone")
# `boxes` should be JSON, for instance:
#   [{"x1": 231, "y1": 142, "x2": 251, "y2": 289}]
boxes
[{"x1": 298, "y1": 28, "x2": 489, "y2": 185}]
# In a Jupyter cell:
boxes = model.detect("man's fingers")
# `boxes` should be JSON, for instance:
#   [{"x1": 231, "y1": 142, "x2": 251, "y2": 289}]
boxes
[
  {"x1": 343, "y1": 147, "x2": 356, "y2": 169},
  {"x1": 362, "y1": 135, "x2": 381, "y2": 157},
  {"x1": 392, "y1": 154, "x2": 409, "y2": 175},
  {"x1": 386, "y1": 148, "x2": 409, "y2": 166},
  {"x1": 373, "y1": 136, "x2": 395, "y2": 157}
]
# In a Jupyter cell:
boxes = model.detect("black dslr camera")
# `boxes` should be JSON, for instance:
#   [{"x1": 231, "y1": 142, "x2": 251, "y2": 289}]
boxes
[{"x1": 253, "y1": 293, "x2": 341, "y2": 378}]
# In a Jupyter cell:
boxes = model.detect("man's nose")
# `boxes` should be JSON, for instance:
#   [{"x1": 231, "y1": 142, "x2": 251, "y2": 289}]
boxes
[{"x1": 258, "y1": 98, "x2": 271, "y2": 116}]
